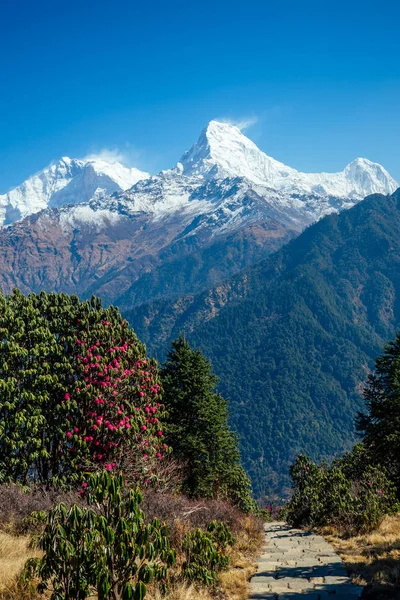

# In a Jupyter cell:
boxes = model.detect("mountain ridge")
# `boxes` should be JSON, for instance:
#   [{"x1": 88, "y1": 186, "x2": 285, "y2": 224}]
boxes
[
  {"x1": 124, "y1": 188, "x2": 400, "y2": 496},
  {"x1": 0, "y1": 121, "x2": 397, "y2": 314},
  {"x1": 179, "y1": 121, "x2": 398, "y2": 198},
  {"x1": 1, "y1": 121, "x2": 397, "y2": 229}
]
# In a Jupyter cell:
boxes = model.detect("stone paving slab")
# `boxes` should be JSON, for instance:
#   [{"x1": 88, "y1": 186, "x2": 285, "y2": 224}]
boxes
[{"x1": 249, "y1": 521, "x2": 363, "y2": 600}]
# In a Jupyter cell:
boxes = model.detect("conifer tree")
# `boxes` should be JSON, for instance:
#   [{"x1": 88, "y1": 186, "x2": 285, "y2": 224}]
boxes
[
  {"x1": 357, "y1": 334, "x2": 400, "y2": 492},
  {"x1": 161, "y1": 337, "x2": 254, "y2": 512}
]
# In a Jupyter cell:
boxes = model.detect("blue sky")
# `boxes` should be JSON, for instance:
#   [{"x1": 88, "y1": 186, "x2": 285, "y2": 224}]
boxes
[{"x1": 1, "y1": 0, "x2": 400, "y2": 190}]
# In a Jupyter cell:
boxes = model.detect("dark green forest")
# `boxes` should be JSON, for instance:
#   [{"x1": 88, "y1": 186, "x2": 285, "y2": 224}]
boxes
[{"x1": 126, "y1": 189, "x2": 400, "y2": 497}]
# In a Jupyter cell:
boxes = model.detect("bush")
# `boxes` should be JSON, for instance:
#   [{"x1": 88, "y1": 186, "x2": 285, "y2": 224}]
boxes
[
  {"x1": 0, "y1": 483, "x2": 79, "y2": 535},
  {"x1": 142, "y1": 491, "x2": 248, "y2": 548},
  {"x1": 285, "y1": 454, "x2": 399, "y2": 534},
  {"x1": 25, "y1": 472, "x2": 176, "y2": 600},
  {"x1": 182, "y1": 521, "x2": 235, "y2": 586}
]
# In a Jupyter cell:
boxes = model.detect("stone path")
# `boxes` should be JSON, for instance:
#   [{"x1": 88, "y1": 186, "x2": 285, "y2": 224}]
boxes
[{"x1": 250, "y1": 521, "x2": 363, "y2": 600}]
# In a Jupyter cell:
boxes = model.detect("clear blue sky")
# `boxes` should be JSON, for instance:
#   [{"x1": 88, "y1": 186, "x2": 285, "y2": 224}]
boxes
[{"x1": 1, "y1": 0, "x2": 400, "y2": 191}]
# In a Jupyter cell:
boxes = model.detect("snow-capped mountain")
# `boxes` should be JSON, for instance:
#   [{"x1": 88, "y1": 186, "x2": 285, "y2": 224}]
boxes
[
  {"x1": 0, "y1": 156, "x2": 149, "y2": 226},
  {"x1": 0, "y1": 119, "x2": 398, "y2": 308},
  {"x1": 180, "y1": 120, "x2": 397, "y2": 198},
  {"x1": 1, "y1": 120, "x2": 397, "y2": 229}
]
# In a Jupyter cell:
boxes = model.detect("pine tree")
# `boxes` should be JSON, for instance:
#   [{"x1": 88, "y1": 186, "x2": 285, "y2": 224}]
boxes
[
  {"x1": 161, "y1": 337, "x2": 254, "y2": 512},
  {"x1": 357, "y1": 334, "x2": 400, "y2": 492}
]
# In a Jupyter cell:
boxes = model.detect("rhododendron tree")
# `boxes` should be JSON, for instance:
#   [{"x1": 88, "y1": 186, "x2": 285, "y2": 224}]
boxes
[{"x1": 0, "y1": 290, "x2": 166, "y2": 485}]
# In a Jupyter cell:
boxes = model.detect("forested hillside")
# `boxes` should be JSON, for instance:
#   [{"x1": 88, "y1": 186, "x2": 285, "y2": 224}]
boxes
[{"x1": 126, "y1": 189, "x2": 400, "y2": 497}]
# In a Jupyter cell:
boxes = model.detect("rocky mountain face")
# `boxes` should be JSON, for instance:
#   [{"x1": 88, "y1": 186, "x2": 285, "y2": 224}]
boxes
[
  {"x1": 126, "y1": 189, "x2": 400, "y2": 497},
  {"x1": 0, "y1": 121, "x2": 397, "y2": 308}
]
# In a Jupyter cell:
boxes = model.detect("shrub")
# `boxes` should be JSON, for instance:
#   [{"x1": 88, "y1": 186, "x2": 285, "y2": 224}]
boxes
[
  {"x1": 0, "y1": 483, "x2": 79, "y2": 535},
  {"x1": 25, "y1": 472, "x2": 176, "y2": 600},
  {"x1": 285, "y1": 454, "x2": 399, "y2": 534},
  {"x1": 182, "y1": 521, "x2": 235, "y2": 586},
  {"x1": 142, "y1": 491, "x2": 247, "y2": 548}
]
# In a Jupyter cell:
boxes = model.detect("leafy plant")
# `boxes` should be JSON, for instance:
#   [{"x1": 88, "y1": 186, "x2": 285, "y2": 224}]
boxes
[
  {"x1": 181, "y1": 520, "x2": 234, "y2": 586},
  {"x1": 25, "y1": 472, "x2": 176, "y2": 600},
  {"x1": 25, "y1": 503, "x2": 97, "y2": 599}
]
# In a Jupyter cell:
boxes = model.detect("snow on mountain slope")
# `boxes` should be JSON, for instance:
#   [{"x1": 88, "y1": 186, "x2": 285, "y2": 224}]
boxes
[
  {"x1": 1, "y1": 120, "x2": 397, "y2": 233},
  {"x1": 180, "y1": 121, "x2": 398, "y2": 199},
  {"x1": 180, "y1": 120, "x2": 296, "y2": 185},
  {"x1": 0, "y1": 157, "x2": 149, "y2": 226}
]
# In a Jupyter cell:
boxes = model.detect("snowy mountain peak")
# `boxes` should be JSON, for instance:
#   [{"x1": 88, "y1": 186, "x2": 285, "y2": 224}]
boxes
[
  {"x1": 180, "y1": 120, "x2": 294, "y2": 184},
  {"x1": 0, "y1": 121, "x2": 398, "y2": 229},
  {"x1": 342, "y1": 157, "x2": 397, "y2": 196},
  {"x1": 0, "y1": 156, "x2": 149, "y2": 226},
  {"x1": 180, "y1": 120, "x2": 398, "y2": 199}
]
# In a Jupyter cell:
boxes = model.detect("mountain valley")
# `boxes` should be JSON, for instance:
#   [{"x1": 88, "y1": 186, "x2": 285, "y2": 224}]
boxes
[{"x1": 1, "y1": 121, "x2": 399, "y2": 496}]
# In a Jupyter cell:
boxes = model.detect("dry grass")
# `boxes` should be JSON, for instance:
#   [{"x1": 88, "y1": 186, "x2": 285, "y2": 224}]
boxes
[
  {"x1": 0, "y1": 531, "x2": 42, "y2": 599},
  {"x1": 147, "y1": 583, "x2": 213, "y2": 600},
  {"x1": 147, "y1": 515, "x2": 264, "y2": 600},
  {"x1": 321, "y1": 514, "x2": 400, "y2": 599},
  {"x1": 218, "y1": 516, "x2": 264, "y2": 600},
  {"x1": 0, "y1": 513, "x2": 264, "y2": 600}
]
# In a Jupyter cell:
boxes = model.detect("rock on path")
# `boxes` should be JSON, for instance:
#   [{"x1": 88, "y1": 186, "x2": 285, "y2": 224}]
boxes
[{"x1": 250, "y1": 521, "x2": 363, "y2": 600}]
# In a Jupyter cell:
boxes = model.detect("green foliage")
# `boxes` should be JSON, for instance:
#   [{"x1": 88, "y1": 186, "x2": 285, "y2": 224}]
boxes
[
  {"x1": 25, "y1": 471, "x2": 175, "y2": 600},
  {"x1": 25, "y1": 504, "x2": 97, "y2": 599},
  {"x1": 0, "y1": 290, "x2": 166, "y2": 486},
  {"x1": 161, "y1": 337, "x2": 255, "y2": 512},
  {"x1": 128, "y1": 190, "x2": 400, "y2": 496},
  {"x1": 357, "y1": 333, "x2": 400, "y2": 492},
  {"x1": 182, "y1": 521, "x2": 234, "y2": 586},
  {"x1": 285, "y1": 454, "x2": 399, "y2": 534}
]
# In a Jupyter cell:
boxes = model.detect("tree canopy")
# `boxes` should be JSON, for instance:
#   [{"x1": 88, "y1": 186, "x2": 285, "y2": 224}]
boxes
[{"x1": 0, "y1": 290, "x2": 166, "y2": 486}]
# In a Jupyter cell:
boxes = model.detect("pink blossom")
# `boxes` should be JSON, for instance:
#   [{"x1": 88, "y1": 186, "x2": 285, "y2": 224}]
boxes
[
  {"x1": 141, "y1": 425, "x2": 147, "y2": 431},
  {"x1": 64, "y1": 393, "x2": 70, "y2": 400},
  {"x1": 66, "y1": 431, "x2": 73, "y2": 438}
]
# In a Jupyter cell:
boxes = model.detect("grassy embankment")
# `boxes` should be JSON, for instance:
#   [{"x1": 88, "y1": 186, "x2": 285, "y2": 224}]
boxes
[{"x1": 322, "y1": 515, "x2": 400, "y2": 599}]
